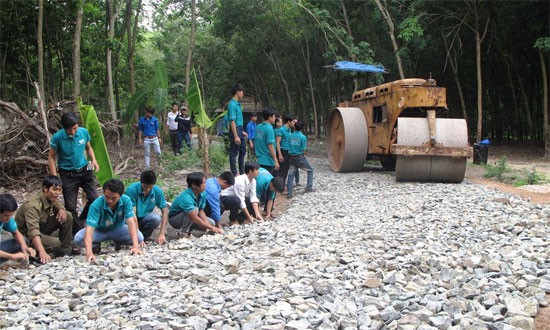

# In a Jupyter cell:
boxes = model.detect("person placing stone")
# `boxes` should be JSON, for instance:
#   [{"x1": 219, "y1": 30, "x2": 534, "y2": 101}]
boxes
[
  {"x1": 125, "y1": 170, "x2": 169, "y2": 244},
  {"x1": 204, "y1": 171, "x2": 235, "y2": 230},
  {"x1": 220, "y1": 161, "x2": 263, "y2": 225},
  {"x1": 168, "y1": 172, "x2": 223, "y2": 236},
  {"x1": 74, "y1": 179, "x2": 144, "y2": 262},
  {"x1": 0, "y1": 194, "x2": 36, "y2": 263},
  {"x1": 255, "y1": 167, "x2": 284, "y2": 220},
  {"x1": 15, "y1": 176, "x2": 73, "y2": 263}
]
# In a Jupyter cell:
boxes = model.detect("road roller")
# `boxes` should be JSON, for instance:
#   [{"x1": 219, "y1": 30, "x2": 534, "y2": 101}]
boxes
[{"x1": 327, "y1": 78, "x2": 472, "y2": 183}]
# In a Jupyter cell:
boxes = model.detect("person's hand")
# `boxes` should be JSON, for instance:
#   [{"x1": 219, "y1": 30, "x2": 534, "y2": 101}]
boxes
[
  {"x1": 274, "y1": 161, "x2": 280, "y2": 171},
  {"x1": 10, "y1": 252, "x2": 29, "y2": 262},
  {"x1": 23, "y1": 246, "x2": 36, "y2": 258},
  {"x1": 255, "y1": 213, "x2": 264, "y2": 222},
  {"x1": 92, "y1": 161, "x2": 100, "y2": 172},
  {"x1": 57, "y1": 209, "x2": 67, "y2": 223},
  {"x1": 158, "y1": 138, "x2": 162, "y2": 145},
  {"x1": 86, "y1": 252, "x2": 96, "y2": 263},
  {"x1": 234, "y1": 136, "x2": 241, "y2": 145},
  {"x1": 130, "y1": 246, "x2": 143, "y2": 255},
  {"x1": 156, "y1": 233, "x2": 166, "y2": 245},
  {"x1": 39, "y1": 251, "x2": 52, "y2": 264},
  {"x1": 139, "y1": 139, "x2": 143, "y2": 145},
  {"x1": 242, "y1": 132, "x2": 248, "y2": 138},
  {"x1": 209, "y1": 227, "x2": 223, "y2": 234},
  {"x1": 278, "y1": 155, "x2": 284, "y2": 163}
]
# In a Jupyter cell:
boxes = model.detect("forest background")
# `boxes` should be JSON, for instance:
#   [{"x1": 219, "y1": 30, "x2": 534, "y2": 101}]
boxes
[{"x1": 0, "y1": 0, "x2": 549, "y2": 177}]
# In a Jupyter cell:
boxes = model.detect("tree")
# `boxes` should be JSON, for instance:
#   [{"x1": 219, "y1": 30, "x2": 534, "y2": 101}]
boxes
[
  {"x1": 374, "y1": 0, "x2": 405, "y2": 79},
  {"x1": 535, "y1": 37, "x2": 550, "y2": 159},
  {"x1": 37, "y1": 0, "x2": 45, "y2": 102},
  {"x1": 73, "y1": 0, "x2": 85, "y2": 100},
  {"x1": 106, "y1": 0, "x2": 122, "y2": 121}
]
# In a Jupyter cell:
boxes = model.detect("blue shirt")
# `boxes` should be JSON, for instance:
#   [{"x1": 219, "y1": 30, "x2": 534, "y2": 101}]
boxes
[
  {"x1": 227, "y1": 99, "x2": 243, "y2": 127},
  {"x1": 256, "y1": 168, "x2": 276, "y2": 201},
  {"x1": 205, "y1": 178, "x2": 222, "y2": 222},
  {"x1": 246, "y1": 120, "x2": 257, "y2": 140},
  {"x1": 125, "y1": 182, "x2": 167, "y2": 219},
  {"x1": 86, "y1": 195, "x2": 135, "y2": 231},
  {"x1": 50, "y1": 127, "x2": 90, "y2": 171},
  {"x1": 0, "y1": 217, "x2": 18, "y2": 233},
  {"x1": 139, "y1": 116, "x2": 160, "y2": 137},
  {"x1": 276, "y1": 125, "x2": 291, "y2": 151},
  {"x1": 289, "y1": 131, "x2": 308, "y2": 156},
  {"x1": 169, "y1": 188, "x2": 207, "y2": 217},
  {"x1": 255, "y1": 122, "x2": 276, "y2": 166}
]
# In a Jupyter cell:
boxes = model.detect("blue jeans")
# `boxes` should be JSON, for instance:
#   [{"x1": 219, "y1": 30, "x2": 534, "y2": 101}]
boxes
[
  {"x1": 0, "y1": 238, "x2": 21, "y2": 263},
  {"x1": 143, "y1": 137, "x2": 161, "y2": 168},
  {"x1": 74, "y1": 225, "x2": 144, "y2": 248},
  {"x1": 138, "y1": 213, "x2": 161, "y2": 239},
  {"x1": 229, "y1": 127, "x2": 246, "y2": 175},
  {"x1": 286, "y1": 154, "x2": 313, "y2": 197},
  {"x1": 177, "y1": 130, "x2": 191, "y2": 151}
]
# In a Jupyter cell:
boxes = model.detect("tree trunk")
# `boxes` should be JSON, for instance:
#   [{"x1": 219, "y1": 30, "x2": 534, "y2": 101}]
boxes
[
  {"x1": 540, "y1": 50, "x2": 549, "y2": 159},
  {"x1": 126, "y1": 0, "x2": 142, "y2": 96},
  {"x1": 442, "y1": 32, "x2": 468, "y2": 122},
  {"x1": 301, "y1": 41, "x2": 318, "y2": 138},
  {"x1": 374, "y1": 0, "x2": 405, "y2": 79},
  {"x1": 515, "y1": 71, "x2": 534, "y2": 137},
  {"x1": 474, "y1": 21, "x2": 483, "y2": 143},
  {"x1": 73, "y1": 0, "x2": 84, "y2": 100},
  {"x1": 106, "y1": 0, "x2": 119, "y2": 121},
  {"x1": 37, "y1": 0, "x2": 45, "y2": 102},
  {"x1": 505, "y1": 59, "x2": 522, "y2": 140},
  {"x1": 264, "y1": 50, "x2": 293, "y2": 113}
]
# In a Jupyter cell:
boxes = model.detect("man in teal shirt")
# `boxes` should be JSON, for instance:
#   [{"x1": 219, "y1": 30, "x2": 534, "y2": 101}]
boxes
[
  {"x1": 74, "y1": 179, "x2": 144, "y2": 262},
  {"x1": 287, "y1": 120, "x2": 314, "y2": 198},
  {"x1": 255, "y1": 108, "x2": 279, "y2": 173},
  {"x1": 1, "y1": 194, "x2": 36, "y2": 263},
  {"x1": 125, "y1": 170, "x2": 169, "y2": 244},
  {"x1": 48, "y1": 112, "x2": 99, "y2": 236},
  {"x1": 255, "y1": 168, "x2": 284, "y2": 219},
  {"x1": 227, "y1": 83, "x2": 247, "y2": 175},
  {"x1": 168, "y1": 172, "x2": 223, "y2": 236}
]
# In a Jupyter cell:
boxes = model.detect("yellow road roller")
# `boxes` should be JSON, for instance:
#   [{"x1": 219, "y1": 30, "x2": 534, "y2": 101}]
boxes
[{"x1": 327, "y1": 78, "x2": 472, "y2": 183}]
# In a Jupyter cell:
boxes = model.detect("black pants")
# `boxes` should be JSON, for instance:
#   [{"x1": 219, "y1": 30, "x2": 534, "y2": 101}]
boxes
[
  {"x1": 169, "y1": 130, "x2": 179, "y2": 155},
  {"x1": 220, "y1": 195, "x2": 254, "y2": 222},
  {"x1": 229, "y1": 127, "x2": 246, "y2": 175},
  {"x1": 59, "y1": 169, "x2": 98, "y2": 235},
  {"x1": 276, "y1": 149, "x2": 290, "y2": 189},
  {"x1": 204, "y1": 200, "x2": 225, "y2": 220}
]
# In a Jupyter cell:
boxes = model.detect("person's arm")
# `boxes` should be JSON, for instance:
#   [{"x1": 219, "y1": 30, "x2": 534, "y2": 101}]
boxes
[
  {"x1": 48, "y1": 148, "x2": 58, "y2": 176},
  {"x1": 249, "y1": 182, "x2": 263, "y2": 220},
  {"x1": 234, "y1": 181, "x2": 253, "y2": 221},
  {"x1": 84, "y1": 225, "x2": 96, "y2": 262},
  {"x1": 85, "y1": 142, "x2": 100, "y2": 172},
  {"x1": 54, "y1": 200, "x2": 68, "y2": 223},
  {"x1": 138, "y1": 122, "x2": 143, "y2": 145},
  {"x1": 264, "y1": 198, "x2": 274, "y2": 219},
  {"x1": 126, "y1": 217, "x2": 144, "y2": 255},
  {"x1": 230, "y1": 120, "x2": 240, "y2": 145},
  {"x1": 156, "y1": 207, "x2": 169, "y2": 244},
  {"x1": 0, "y1": 249, "x2": 28, "y2": 261},
  {"x1": 276, "y1": 136, "x2": 283, "y2": 162},
  {"x1": 12, "y1": 230, "x2": 35, "y2": 257},
  {"x1": 268, "y1": 144, "x2": 279, "y2": 170},
  {"x1": 187, "y1": 209, "x2": 222, "y2": 234}
]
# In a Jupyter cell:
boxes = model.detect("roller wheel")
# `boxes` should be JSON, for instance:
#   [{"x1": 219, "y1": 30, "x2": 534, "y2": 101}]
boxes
[
  {"x1": 395, "y1": 118, "x2": 468, "y2": 183},
  {"x1": 327, "y1": 107, "x2": 368, "y2": 172}
]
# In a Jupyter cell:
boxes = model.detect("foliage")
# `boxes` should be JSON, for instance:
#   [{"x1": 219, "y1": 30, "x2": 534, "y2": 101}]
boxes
[
  {"x1": 186, "y1": 69, "x2": 212, "y2": 128},
  {"x1": 513, "y1": 168, "x2": 548, "y2": 187},
  {"x1": 483, "y1": 157, "x2": 510, "y2": 181}
]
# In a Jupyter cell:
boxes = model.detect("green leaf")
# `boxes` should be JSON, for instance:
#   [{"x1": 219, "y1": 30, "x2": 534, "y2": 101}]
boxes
[
  {"x1": 186, "y1": 69, "x2": 212, "y2": 128},
  {"x1": 78, "y1": 101, "x2": 115, "y2": 186},
  {"x1": 154, "y1": 59, "x2": 168, "y2": 88},
  {"x1": 123, "y1": 88, "x2": 150, "y2": 122}
]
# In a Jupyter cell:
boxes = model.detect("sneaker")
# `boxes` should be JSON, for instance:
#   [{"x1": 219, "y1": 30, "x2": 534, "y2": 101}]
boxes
[
  {"x1": 304, "y1": 188, "x2": 316, "y2": 193},
  {"x1": 71, "y1": 246, "x2": 82, "y2": 255}
]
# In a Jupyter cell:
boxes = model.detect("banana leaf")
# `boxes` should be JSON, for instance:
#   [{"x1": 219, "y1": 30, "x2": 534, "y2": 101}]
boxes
[
  {"x1": 186, "y1": 69, "x2": 212, "y2": 128},
  {"x1": 78, "y1": 101, "x2": 115, "y2": 185}
]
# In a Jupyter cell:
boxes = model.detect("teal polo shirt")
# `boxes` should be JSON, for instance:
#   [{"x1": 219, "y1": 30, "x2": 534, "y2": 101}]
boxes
[
  {"x1": 0, "y1": 217, "x2": 18, "y2": 233},
  {"x1": 227, "y1": 99, "x2": 243, "y2": 127},
  {"x1": 288, "y1": 131, "x2": 308, "y2": 156},
  {"x1": 255, "y1": 122, "x2": 276, "y2": 166},
  {"x1": 169, "y1": 188, "x2": 206, "y2": 217},
  {"x1": 276, "y1": 126, "x2": 291, "y2": 151},
  {"x1": 125, "y1": 182, "x2": 167, "y2": 219},
  {"x1": 50, "y1": 127, "x2": 91, "y2": 171},
  {"x1": 86, "y1": 194, "x2": 134, "y2": 231},
  {"x1": 256, "y1": 167, "x2": 276, "y2": 201}
]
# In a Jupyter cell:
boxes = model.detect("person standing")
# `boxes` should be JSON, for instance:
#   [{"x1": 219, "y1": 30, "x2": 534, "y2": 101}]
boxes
[
  {"x1": 138, "y1": 107, "x2": 162, "y2": 169},
  {"x1": 0, "y1": 194, "x2": 36, "y2": 263},
  {"x1": 125, "y1": 170, "x2": 169, "y2": 245},
  {"x1": 48, "y1": 112, "x2": 99, "y2": 235},
  {"x1": 246, "y1": 113, "x2": 257, "y2": 158},
  {"x1": 168, "y1": 172, "x2": 223, "y2": 236},
  {"x1": 176, "y1": 105, "x2": 192, "y2": 151},
  {"x1": 167, "y1": 102, "x2": 180, "y2": 155},
  {"x1": 15, "y1": 176, "x2": 74, "y2": 263},
  {"x1": 275, "y1": 115, "x2": 295, "y2": 189},
  {"x1": 287, "y1": 120, "x2": 314, "y2": 197},
  {"x1": 254, "y1": 108, "x2": 279, "y2": 173},
  {"x1": 227, "y1": 83, "x2": 247, "y2": 175},
  {"x1": 204, "y1": 171, "x2": 235, "y2": 229},
  {"x1": 74, "y1": 179, "x2": 144, "y2": 262}
]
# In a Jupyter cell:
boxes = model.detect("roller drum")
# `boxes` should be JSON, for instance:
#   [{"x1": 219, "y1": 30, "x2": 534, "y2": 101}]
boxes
[{"x1": 327, "y1": 107, "x2": 369, "y2": 172}]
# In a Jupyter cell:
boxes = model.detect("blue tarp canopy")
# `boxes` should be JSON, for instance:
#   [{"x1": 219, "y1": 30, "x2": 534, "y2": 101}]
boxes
[{"x1": 328, "y1": 61, "x2": 387, "y2": 73}]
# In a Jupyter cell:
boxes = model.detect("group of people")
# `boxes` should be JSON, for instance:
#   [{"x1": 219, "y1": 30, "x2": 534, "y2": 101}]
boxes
[{"x1": 0, "y1": 83, "x2": 314, "y2": 265}]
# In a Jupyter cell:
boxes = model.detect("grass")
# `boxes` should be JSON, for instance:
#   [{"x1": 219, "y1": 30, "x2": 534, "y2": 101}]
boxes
[{"x1": 481, "y1": 156, "x2": 548, "y2": 186}]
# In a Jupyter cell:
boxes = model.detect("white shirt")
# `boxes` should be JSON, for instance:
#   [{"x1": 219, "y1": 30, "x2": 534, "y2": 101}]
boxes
[
  {"x1": 166, "y1": 111, "x2": 178, "y2": 130},
  {"x1": 220, "y1": 174, "x2": 259, "y2": 209}
]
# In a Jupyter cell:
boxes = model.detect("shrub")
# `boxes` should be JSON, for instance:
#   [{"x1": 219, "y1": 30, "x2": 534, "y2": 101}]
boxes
[{"x1": 484, "y1": 157, "x2": 509, "y2": 181}]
